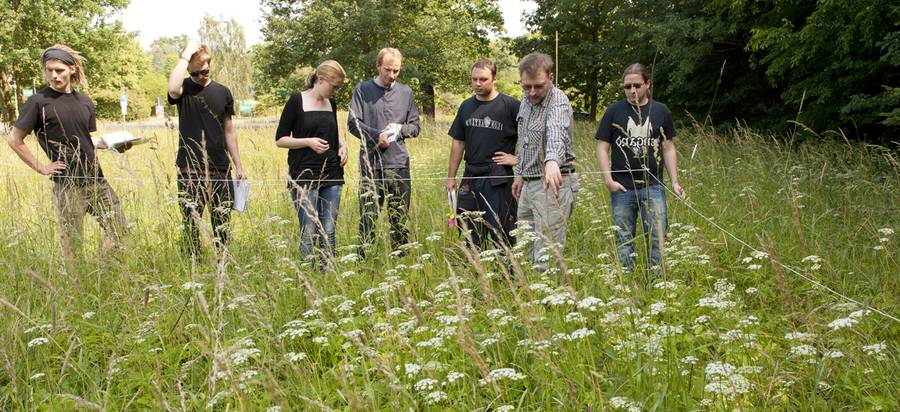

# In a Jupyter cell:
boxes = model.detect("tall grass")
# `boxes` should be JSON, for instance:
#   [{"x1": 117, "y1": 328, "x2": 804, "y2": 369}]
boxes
[{"x1": 0, "y1": 115, "x2": 896, "y2": 410}]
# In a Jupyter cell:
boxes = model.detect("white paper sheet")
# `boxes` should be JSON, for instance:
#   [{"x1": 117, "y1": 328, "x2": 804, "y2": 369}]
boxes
[{"x1": 232, "y1": 180, "x2": 251, "y2": 212}]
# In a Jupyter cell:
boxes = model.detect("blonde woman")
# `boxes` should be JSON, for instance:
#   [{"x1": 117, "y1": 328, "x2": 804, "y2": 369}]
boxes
[{"x1": 275, "y1": 60, "x2": 348, "y2": 269}]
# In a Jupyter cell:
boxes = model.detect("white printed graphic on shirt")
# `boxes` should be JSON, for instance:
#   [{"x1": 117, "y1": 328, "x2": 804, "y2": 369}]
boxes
[
  {"x1": 465, "y1": 116, "x2": 504, "y2": 131},
  {"x1": 617, "y1": 117, "x2": 658, "y2": 158}
]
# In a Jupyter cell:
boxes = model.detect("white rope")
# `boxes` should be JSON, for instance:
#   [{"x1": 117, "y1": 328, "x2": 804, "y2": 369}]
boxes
[
  {"x1": 647, "y1": 173, "x2": 900, "y2": 324},
  {"x1": 0, "y1": 162, "x2": 648, "y2": 184}
]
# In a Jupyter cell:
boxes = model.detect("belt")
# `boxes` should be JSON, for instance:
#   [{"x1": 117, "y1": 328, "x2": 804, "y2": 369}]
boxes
[{"x1": 522, "y1": 167, "x2": 575, "y2": 181}]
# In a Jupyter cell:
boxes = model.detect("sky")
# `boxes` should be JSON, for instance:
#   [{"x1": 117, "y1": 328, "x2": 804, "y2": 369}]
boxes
[{"x1": 116, "y1": 0, "x2": 536, "y2": 50}]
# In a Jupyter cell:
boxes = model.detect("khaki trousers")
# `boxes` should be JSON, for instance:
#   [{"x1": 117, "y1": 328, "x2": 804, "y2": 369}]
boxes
[
  {"x1": 51, "y1": 179, "x2": 127, "y2": 259},
  {"x1": 516, "y1": 173, "x2": 578, "y2": 271}
]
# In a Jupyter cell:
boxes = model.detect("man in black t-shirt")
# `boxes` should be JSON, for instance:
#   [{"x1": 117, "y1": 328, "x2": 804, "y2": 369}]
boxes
[
  {"x1": 168, "y1": 40, "x2": 246, "y2": 256},
  {"x1": 595, "y1": 63, "x2": 685, "y2": 275},
  {"x1": 445, "y1": 59, "x2": 519, "y2": 249},
  {"x1": 7, "y1": 44, "x2": 129, "y2": 261}
]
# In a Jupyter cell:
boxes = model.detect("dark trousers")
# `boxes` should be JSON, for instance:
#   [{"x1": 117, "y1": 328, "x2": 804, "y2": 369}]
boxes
[
  {"x1": 177, "y1": 172, "x2": 233, "y2": 254},
  {"x1": 456, "y1": 172, "x2": 517, "y2": 249},
  {"x1": 358, "y1": 168, "x2": 411, "y2": 250}
]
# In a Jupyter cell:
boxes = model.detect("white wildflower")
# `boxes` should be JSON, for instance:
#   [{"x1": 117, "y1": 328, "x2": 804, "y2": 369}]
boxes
[
  {"x1": 785, "y1": 332, "x2": 817, "y2": 341},
  {"x1": 577, "y1": 296, "x2": 604, "y2": 311},
  {"x1": 862, "y1": 342, "x2": 887, "y2": 360},
  {"x1": 231, "y1": 348, "x2": 261, "y2": 366},
  {"x1": 285, "y1": 352, "x2": 307, "y2": 362},
  {"x1": 414, "y1": 378, "x2": 439, "y2": 392},
  {"x1": 790, "y1": 345, "x2": 817, "y2": 357},
  {"x1": 704, "y1": 362, "x2": 751, "y2": 399},
  {"x1": 424, "y1": 390, "x2": 447, "y2": 405},
  {"x1": 446, "y1": 371, "x2": 465, "y2": 383},
  {"x1": 479, "y1": 368, "x2": 527, "y2": 385},
  {"x1": 27, "y1": 337, "x2": 49, "y2": 348},
  {"x1": 610, "y1": 396, "x2": 642, "y2": 412},
  {"x1": 181, "y1": 281, "x2": 204, "y2": 291}
]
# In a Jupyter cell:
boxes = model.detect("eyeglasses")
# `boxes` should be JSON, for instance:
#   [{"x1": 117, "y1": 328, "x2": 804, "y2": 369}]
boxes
[
  {"x1": 189, "y1": 68, "x2": 210, "y2": 77},
  {"x1": 623, "y1": 83, "x2": 644, "y2": 90},
  {"x1": 522, "y1": 82, "x2": 547, "y2": 91}
]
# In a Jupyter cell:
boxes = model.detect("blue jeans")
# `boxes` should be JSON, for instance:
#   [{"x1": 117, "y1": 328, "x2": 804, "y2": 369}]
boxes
[
  {"x1": 291, "y1": 185, "x2": 343, "y2": 264},
  {"x1": 610, "y1": 185, "x2": 667, "y2": 271}
]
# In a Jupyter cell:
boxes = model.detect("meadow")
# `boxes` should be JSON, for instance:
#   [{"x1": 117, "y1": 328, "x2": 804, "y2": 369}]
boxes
[{"x1": 0, "y1": 115, "x2": 897, "y2": 411}]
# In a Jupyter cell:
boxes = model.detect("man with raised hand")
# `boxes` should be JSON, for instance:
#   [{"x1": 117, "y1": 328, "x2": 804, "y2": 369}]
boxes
[
  {"x1": 168, "y1": 40, "x2": 246, "y2": 256},
  {"x1": 7, "y1": 44, "x2": 129, "y2": 261},
  {"x1": 347, "y1": 47, "x2": 420, "y2": 256},
  {"x1": 444, "y1": 59, "x2": 519, "y2": 249},
  {"x1": 595, "y1": 62, "x2": 684, "y2": 275},
  {"x1": 510, "y1": 52, "x2": 579, "y2": 272}
]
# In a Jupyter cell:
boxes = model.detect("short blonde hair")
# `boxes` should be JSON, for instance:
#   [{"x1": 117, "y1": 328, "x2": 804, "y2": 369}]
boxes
[
  {"x1": 42, "y1": 44, "x2": 87, "y2": 88},
  {"x1": 376, "y1": 48, "x2": 403, "y2": 67},
  {"x1": 305, "y1": 60, "x2": 347, "y2": 90}
]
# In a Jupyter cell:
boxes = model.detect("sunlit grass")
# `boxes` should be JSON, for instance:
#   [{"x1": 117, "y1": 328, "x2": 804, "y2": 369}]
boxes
[{"x1": 0, "y1": 116, "x2": 896, "y2": 410}]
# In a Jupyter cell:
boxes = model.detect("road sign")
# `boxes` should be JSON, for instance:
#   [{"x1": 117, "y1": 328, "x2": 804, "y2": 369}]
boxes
[{"x1": 120, "y1": 94, "x2": 128, "y2": 117}]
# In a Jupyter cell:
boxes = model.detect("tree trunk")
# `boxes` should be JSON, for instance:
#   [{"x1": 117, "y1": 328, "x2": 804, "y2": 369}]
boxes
[
  {"x1": 588, "y1": 68, "x2": 599, "y2": 119},
  {"x1": 422, "y1": 81, "x2": 435, "y2": 118},
  {"x1": 0, "y1": 68, "x2": 16, "y2": 124}
]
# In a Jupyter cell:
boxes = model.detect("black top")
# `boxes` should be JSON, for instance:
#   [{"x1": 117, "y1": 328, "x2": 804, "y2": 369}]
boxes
[
  {"x1": 449, "y1": 93, "x2": 520, "y2": 167},
  {"x1": 168, "y1": 79, "x2": 235, "y2": 173},
  {"x1": 275, "y1": 93, "x2": 344, "y2": 188},
  {"x1": 595, "y1": 99, "x2": 675, "y2": 189},
  {"x1": 15, "y1": 87, "x2": 103, "y2": 184}
]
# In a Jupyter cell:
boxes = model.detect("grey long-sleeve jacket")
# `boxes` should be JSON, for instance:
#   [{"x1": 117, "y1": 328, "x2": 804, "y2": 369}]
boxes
[{"x1": 347, "y1": 79, "x2": 420, "y2": 171}]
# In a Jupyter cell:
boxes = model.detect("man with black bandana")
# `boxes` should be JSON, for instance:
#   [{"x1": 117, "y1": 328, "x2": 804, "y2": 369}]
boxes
[
  {"x1": 168, "y1": 40, "x2": 246, "y2": 256},
  {"x1": 7, "y1": 44, "x2": 131, "y2": 261}
]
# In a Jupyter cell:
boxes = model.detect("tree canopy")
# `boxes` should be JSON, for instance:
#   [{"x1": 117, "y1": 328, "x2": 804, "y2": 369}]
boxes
[{"x1": 256, "y1": 0, "x2": 504, "y2": 116}]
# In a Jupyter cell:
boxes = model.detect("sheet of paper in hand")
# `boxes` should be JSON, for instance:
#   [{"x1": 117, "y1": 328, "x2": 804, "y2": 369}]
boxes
[
  {"x1": 384, "y1": 123, "x2": 402, "y2": 143},
  {"x1": 232, "y1": 180, "x2": 251, "y2": 212},
  {"x1": 101, "y1": 130, "x2": 143, "y2": 151}
]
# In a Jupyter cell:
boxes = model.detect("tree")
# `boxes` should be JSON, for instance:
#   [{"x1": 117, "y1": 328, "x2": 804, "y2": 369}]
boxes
[
  {"x1": 200, "y1": 15, "x2": 254, "y2": 101},
  {"x1": 0, "y1": 0, "x2": 133, "y2": 123},
  {"x1": 747, "y1": 0, "x2": 900, "y2": 138},
  {"x1": 519, "y1": 0, "x2": 632, "y2": 118},
  {"x1": 149, "y1": 35, "x2": 189, "y2": 73},
  {"x1": 257, "y1": 0, "x2": 503, "y2": 116}
]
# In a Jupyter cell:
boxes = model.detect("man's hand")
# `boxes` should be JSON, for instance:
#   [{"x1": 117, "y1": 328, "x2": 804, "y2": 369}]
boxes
[
  {"x1": 672, "y1": 181, "x2": 685, "y2": 198},
  {"x1": 306, "y1": 138, "x2": 330, "y2": 154},
  {"x1": 543, "y1": 160, "x2": 562, "y2": 193},
  {"x1": 38, "y1": 161, "x2": 66, "y2": 176},
  {"x1": 492, "y1": 151, "x2": 517, "y2": 166},
  {"x1": 235, "y1": 166, "x2": 247, "y2": 181},
  {"x1": 605, "y1": 179, "x2": 627, "y2": 192},
  {"x1": 512, "y1": 176, "x2": 524, "y2": 200},
  {"x1": 181, "y1": 40, "x2": 201, "y2": 61},
  {"x1": 444, "y1": 177, "x2": 456, "y2": 193},
  {"x1": 338, "y1": 144, "x2": 348, "y2": 167},
  {"x1": 377, "y1": 132, "x2": 391, "y2": 149}
]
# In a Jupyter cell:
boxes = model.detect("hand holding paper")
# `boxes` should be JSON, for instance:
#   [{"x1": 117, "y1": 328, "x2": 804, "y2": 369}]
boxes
[{"x1": 100, "y1": 130, "x2": 144, "y2": 153}]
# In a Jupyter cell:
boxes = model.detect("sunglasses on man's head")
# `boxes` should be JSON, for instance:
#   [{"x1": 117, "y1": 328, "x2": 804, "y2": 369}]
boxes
[
  {"x1": 623, "y1": 83, "x2": 644, "y2": 90},
  {"x1": 189, "y1": 68, "x2": 210, "y2": 77}
]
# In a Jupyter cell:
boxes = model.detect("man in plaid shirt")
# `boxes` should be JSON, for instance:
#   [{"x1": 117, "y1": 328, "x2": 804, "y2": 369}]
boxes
[{"x1": 511, "y1": 53, "x2": 579, "y2": 271}]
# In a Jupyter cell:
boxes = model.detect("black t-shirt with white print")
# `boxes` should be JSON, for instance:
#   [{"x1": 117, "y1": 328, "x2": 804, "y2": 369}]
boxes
[
  {"x1": 15, "y1": 87, "x2": 102, "y2": 184},
  {"x1": 168, "y1": 78, "x2": 235, "y2": 173},
  {"x1": 595, "y1": 99, "x2": 675, "y2": 189},
  {"x1": 448, "y1": 93, "x2": 519, "y2": 167}
]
